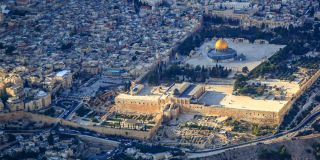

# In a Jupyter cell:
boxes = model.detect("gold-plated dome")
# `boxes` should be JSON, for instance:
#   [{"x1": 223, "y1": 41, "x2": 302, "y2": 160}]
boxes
[{"x1": 215, "y1": 39, "x2": 228, "y2": 50}]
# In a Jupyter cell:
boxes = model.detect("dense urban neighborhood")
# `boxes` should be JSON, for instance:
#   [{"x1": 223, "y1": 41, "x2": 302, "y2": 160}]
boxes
[{"x1": 1, "y1": 0, "x2": 320, "y2": 159}]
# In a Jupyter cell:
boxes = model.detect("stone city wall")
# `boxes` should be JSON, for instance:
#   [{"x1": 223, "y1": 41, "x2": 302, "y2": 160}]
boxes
[
  {"x1": 77, "y1": 135, "x2": 120, "y2": 148},
  {"x1": 115, "y1": 100, "x2": 280, "y2": 124},
  {"x1": 0, "y1": 112, "x2": 158, "y2": 140},
  {"x1": 183, "y1": 104, "x2": 279, "y2": 124},
  {"x1": 115, "y1": 99, "x2": 161, "y2": 114},
  {"x1": 278, "y1": 70, "x2": 320, "y2": 124},
  {"x1": 148, "y1": 113, "x2": 163, "y2": 138}
]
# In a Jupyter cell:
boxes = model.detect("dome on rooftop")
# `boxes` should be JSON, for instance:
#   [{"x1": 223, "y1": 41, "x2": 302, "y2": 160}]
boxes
[{"x1": 215, "y1": 39, "x2": 228, "y2": 50}]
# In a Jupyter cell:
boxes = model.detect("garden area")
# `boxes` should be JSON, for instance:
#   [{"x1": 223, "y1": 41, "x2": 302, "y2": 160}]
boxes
[
  {"x1": 224, "y1": 118, "x2": 277, "y2": 136},
  {"x1": 75, "y1": 105, "x2": 91, "y2": 117},
  {"x1": 100, "y1": 112, "x2": 157, "y2": 131},
  {"x1": 148, "y1": 64, "x2": 231, "y2": 85},
  {"x1": 258, "y1": 145, "x2": 291, "y2": 160}
]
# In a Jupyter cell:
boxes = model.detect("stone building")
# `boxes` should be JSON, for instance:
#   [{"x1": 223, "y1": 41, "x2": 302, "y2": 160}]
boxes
[
  {"x1": 55, "y1": 70, "x2": 72, "y2": 89},
  {"x1": 116, "y1": 94, "x2": 161, "y2": 114},
  {"x1": 81, "y1": 61, "x2": 101, "y2": 75},
  {"x1": 163, "y1": 104, "x2": 180, "y2": 122},
  {"x1": 0, "y1": 99, "x2": 4, "y2": 112},
  {"x1": 3, "y1": 74, "x2": 23, "y2": 86},
  {"x1": 121, "y1": 119, "x2": 144, "y2": 130},
  {"x1": 5, "y1": 84, "x2": 24, "y2": 97},
  {"x1": 115, "y1": 82, "x2": 288, "y2": 124},
  {"x1": 6, "y1": 97, "x2": 24, "y2": 111},
  {"x1": 24, "y1": 90, "x2": 51, "y2": 111},
  {"x1": 207, "y1": 39, "x2": 237, "y2": 62}
]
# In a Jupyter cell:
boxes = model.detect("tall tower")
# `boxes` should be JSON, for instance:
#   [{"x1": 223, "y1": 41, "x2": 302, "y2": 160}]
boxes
[
  {"x1": 0, "y1": 13, "x2": 4, "y2": 24},
  {"x1": 205, "y1": 0, "x2": 209, "y2": 15}
]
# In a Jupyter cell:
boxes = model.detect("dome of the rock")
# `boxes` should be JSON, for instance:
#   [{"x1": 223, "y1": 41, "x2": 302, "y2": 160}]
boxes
[
  {"x1": 207, "y1": 38, "x2": 237, "y2": 61},
  {"x1": 215, "y1": 39, "x2": 228, "y2": 50}
]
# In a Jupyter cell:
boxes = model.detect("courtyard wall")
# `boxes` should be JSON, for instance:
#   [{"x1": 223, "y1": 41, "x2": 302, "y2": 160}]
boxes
[
  {"x1": 278, "y1": 70, "x2": 320, "y2": 124},
  {"x1": 183, "y1": 104, "x2": 279, "y2": 124},
  {"x1": 0, "y1": 112, "x2": 160, "y2": 140}
]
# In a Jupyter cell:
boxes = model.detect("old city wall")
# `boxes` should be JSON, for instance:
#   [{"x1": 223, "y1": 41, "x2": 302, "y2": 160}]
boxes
[
  {"x1": 114, "y1": 99, "x2": 279, "y2": 124},
  {"x1": 183, "y1": 104, "x2": 279, "y2": 124},
  {"x1": 0, "y1": 111, "x2": 60, "y2": 124},
  {"x1": 278, "y1": 70, "x2": 320, "y2": 123},
  {"x1": 148, "y1": 113, "x2": 163, "y2": 138},
  {"x1": 77, "y1": 135, "x2": 120, "y2": 148},
  {"x1": 115, "y1": 99, "x2": 161, "y2": 114},
  {"x1": 0, "y1": 112, "x2": 157, "y2": 140}
]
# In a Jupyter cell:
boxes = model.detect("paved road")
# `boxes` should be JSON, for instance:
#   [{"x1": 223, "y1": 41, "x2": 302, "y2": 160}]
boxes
[
  {"x1": 0, "y1": 140, "x2": 18, "y2": 152},
  {"x1": 187, "y1": 110, "x2": 320, "y2": 158},
  {"x1": 59, "y1": 129, "x2": 120, "y2": 145},
  {"x1": 55, "y1": 99, "x2": 82, "y2": 119},
  {"x1": 65, "y1": 101, "x2": 82, "y2": 120},
  {"x1": 57, "y1": 128, "x2": 129, "y2": 158}
]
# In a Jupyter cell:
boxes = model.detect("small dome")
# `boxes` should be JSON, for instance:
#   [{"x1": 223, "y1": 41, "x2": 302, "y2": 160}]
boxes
[{"x1": 215, "y1": 39, "x2": 228, "y2": 50}]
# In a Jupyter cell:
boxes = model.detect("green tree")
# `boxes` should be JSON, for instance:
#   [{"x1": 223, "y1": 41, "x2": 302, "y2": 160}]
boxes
[
  {"x1": 315, "y1": 95, "x2": 320, "y2": 103},
  {"x1": 242, "y1": 66, "x2": 249, "y2": 73},
  {"x1": 47, "y1": 134, "x2": 54, "y2": 145},
  {"x1": 252, "y1": 125, "x2": 260, "y2": 136}
]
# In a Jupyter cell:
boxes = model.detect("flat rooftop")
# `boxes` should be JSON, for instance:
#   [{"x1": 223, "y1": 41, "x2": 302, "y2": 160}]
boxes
[
  {"x1": 56, "y1": 70, "x2": 71, "y2": 77},
  {"x1": 199, "y1": 83, "x2": 300, "y2": 112},
  {"x1": 179, "y1": 84, "x2": 196, "y2": 98}
]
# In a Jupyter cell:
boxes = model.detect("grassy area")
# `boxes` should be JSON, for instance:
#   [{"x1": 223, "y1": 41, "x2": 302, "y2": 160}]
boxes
[
  {"x1": 237, "y1": 85, "x2": 266, "y2": 97},
  {"x1": 101, "y1": 120, "x2": 121, "y2": 128},
  {"x1": 75, "y1": 106, "x2": 91, "y2": 117},
  {"x1": 111, "y1": 153, "x2": 135, "y2": 160},
  {"x1": 315, "y1": 95, "x2": 320, "y2": 103},
  {"x1": 224, "y1": 118, "x2": 276, "y2": 136},
  {"x1": 92, "y1": 118, "x2": 99, "y2": 123},
  {"x1": 258, "y1": 145, "x2": 291, "y2": 160},
  {"x1": 43, "y1": 107, "x2": 56, "y2": 117},
  {"x1": 115, "y1": 113, "x2": 154, "y2": 121},
  {"x1": 145, "y1": 125, "x2": 154, "y2": 130},
  {"x1": 183, "y1": 122, "x2": 214, "y2": 130},
  {"x1": 101, "y1": 121, "x2": 112, "y2": 126},
  {"x1": 86, "y1": 111, "x2": 97, "y2": 118},
  {"x1": 107, "y1": 117, "x2": 122, "y2": 122},
  {"x1": 312, "y1": 143, "x2": 320, "y2": 160}
]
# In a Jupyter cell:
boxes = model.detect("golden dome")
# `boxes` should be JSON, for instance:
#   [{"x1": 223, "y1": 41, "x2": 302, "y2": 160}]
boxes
[{"x1": 215, "y1": 39, "x2": 228, "y2": 50}]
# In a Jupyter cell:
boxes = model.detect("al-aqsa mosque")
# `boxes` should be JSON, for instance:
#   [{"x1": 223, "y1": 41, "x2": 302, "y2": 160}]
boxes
[{"x1": 207, "y1": 39, "x2": 237, "y2": 62}]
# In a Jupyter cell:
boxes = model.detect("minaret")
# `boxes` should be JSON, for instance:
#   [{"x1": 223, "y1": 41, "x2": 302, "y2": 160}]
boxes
[{"x1": 205, "y1": 0, "x2": 209, "y2": 15}]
